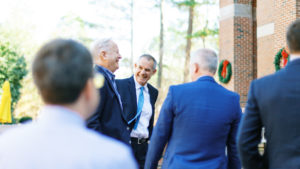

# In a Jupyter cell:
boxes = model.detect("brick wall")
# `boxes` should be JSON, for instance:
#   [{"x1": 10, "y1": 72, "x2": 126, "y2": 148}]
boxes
[
  {"x1": 220, "y1": 0, "x2": 256, "y2": 107},
  {"x1": 257, "y1": 0, "x2": 300, "y2": 78},
  {"x1": 219, "y1": 18, "x2": 235, "y2": 91},
  {"x1": 253, "y1": 0, "x2": 257, "y2": 79},
  {"x1": 257, "y1": 0, "x2": 274, "y2": 77},
  {"x1": 220, "y1": 0, "x2": 300, "y2": 106}
]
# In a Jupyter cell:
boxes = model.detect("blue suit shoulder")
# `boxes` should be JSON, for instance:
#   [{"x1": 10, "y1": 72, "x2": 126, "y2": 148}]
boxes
[
  {"x1": 148, "y1": 83, "x2": 158, "y2": 97},
  {"x1": 116, "y1": 77, "x2": 131, "y2": 85},
  {"x1": 250, "y1": 70, "x2": 283, "y2": 93},
  {"x1": 168, "y1": 80, "x2": 240, "y2": 98}
]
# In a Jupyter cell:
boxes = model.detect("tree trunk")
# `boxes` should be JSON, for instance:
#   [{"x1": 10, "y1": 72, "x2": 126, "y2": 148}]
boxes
[
  {"x1": 157, "y1": 0, "x2": 164, "y2": 88},
  {"x1": 130, "y1": 0, "x2": 134, "y2": 74},
  {"x1": 183, "y1": 5, "x2": 194, "y2": 83},
  {"x1": 202, "y1": 38, "x2": 205, "y2": 48}
]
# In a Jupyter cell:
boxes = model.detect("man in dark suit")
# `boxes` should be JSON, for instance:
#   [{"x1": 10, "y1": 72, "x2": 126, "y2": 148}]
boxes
[
  {"x1": 87, "y1": 39, "x2": 131, "y2": 145},
  {"x1": 116, "y1": 54, "x2": 158, "y2": 169},
  {"x1": 237, "y1": 19, "x2": 300, "y2": 169},
  {"x1": 145, "y1": 49, "x2": 242, "y2": 169}
]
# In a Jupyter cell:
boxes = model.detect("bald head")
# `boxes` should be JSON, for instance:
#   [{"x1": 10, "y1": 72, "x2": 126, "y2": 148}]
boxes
[
  {"x1": 190, "y1": 49, "x2": 218, "y2": 81},
  {"x1": 91, "y1": 38, "x2": 122, "y2": 72}
]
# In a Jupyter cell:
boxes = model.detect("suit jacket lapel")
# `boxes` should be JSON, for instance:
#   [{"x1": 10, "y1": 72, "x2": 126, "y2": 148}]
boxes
[
  {"x1": 95, "y1": 66, "x2": 123, "y2": 110},
  {"x1": 149, "y1": 87, "x2": 156, "y2": 108}
]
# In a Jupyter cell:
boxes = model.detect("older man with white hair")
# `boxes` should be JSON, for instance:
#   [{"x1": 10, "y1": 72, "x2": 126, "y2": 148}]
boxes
[
  {"x1": 145, "y1": 49, "x2": 242, "y2": 169},
  {"x1": 87, "y1": 39, "x2": 131, "y2": 145}
]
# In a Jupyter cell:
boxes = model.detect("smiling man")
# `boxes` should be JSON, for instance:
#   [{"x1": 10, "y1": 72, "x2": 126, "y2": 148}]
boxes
[
  {"x1": 86, "y1": 39, "x2": 131, "y2": 145},
  {"x1": 116, "y1": 54, "x2": 159, "y2": 169}
]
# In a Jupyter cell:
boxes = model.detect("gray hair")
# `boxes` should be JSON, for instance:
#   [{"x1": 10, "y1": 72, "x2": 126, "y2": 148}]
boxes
[
  {"x1": 137, "y1": 54, "x2": 157, "y2": 70},
  {"x1": 190, "y1": 49, "x2": 218, "y2": 74},
  {"x1": 91, "y1": 38, "x2": 113, "y2": 60}
]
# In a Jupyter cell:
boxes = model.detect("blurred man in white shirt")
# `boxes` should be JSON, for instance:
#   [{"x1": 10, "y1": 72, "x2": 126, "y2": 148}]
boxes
[{"x1": 0, "y1": 39, "x2": 137, "y2": 169}]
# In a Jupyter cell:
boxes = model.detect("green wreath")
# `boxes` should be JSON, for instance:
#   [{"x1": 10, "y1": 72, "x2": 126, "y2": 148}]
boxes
[
  {"x1": 274, "y1": 47, "x2": 289, "y2": 71},
  {"x1": 218, "y1": 60, "x2": 232, "y2": 84}
]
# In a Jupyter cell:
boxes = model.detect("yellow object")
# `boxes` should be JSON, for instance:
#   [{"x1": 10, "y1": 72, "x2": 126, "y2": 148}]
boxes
[
  {"x1": 0, "y1": 81, "x2": 12, "y2": 123},
  {"x1": 94, "y1": 74, "x2": 105, "y2": 89}
]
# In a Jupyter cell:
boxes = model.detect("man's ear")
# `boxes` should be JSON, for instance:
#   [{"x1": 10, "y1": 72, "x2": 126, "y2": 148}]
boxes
[
  {"x1": 82, "y1": 79, "x2": 94, "y2": 101},
  {"x1": 99, "y1": 51, "x2": 107, "y2": 61},
  {"x1": 285, "y1": 45, "x2": 290, "y2": 54},
  {"x1": 152, "y1": 69, "x2": 157, "y2": 75},
  {"x1": 193, "y1": 63, "x2": 199, "y2": 74}
]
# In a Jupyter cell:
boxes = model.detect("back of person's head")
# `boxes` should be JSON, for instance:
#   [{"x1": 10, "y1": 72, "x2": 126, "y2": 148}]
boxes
[
  {"x1": 287, "y1": 19, "x2": 300, "y2": 54},
  {"x1": 32, "y1": 39, "x2": 93, "y2": 104},
  {"x1": 191, "y1": 48, "x2": 218, "y2": 74}
]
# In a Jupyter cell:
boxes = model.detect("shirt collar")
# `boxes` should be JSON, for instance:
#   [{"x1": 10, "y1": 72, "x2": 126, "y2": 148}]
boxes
[
  {"x1": 95, "y1": 64, "x2": 115, "y2": 80},
  {"x1": 133, "y1": 76, "x2": 148, "y2": 93},
  {"x1": 196, "y1": 75, "x2": 215, "y2": 82},
  {"x1": 289, "y1": 54, "x2": 300, "y2": 62},
  {"x1": 38, "y1": 105, "x2": 85, "y2": 127}
]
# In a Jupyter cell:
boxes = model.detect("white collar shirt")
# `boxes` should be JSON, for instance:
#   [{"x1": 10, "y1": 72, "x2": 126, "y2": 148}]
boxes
[
  {"x1": 130, "y1": 77, "x2": 152, "y2": 139},
  {"x1": 289, "y1": 54, "x2": 300, "y2": 62},
  {"x1": 0, "y1": 105, "x2": 137, "y2": 169}
]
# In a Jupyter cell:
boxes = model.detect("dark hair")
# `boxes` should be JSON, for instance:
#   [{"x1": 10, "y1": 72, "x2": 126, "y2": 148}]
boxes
[
  {"x1": 287, "y1": 19, "x2": 300, "y2": 53},
  {"x1": 139, "y1": 54, "x2": 157, "y2": 69},
  {"x1": 32, "y1": 39, "x2": 93, "y2": 104}
]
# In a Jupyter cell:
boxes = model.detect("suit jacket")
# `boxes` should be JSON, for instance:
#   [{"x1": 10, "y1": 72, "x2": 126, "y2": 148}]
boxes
[
  {"x1": 237, "y1": 59, "x2": 300, "y2": 169},
  {"x1": 145, "y1": 76, "x2": 242, "y2": 169},
  {"x1": 87, "y1": 65, "x2": 130, "y2": 145},
  {"x1": 116, "y1": 76, "x2": 158, "y2": 138}
]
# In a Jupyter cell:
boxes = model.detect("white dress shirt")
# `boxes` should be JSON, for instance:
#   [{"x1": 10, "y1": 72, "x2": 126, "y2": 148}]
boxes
[
  {"x1": 130, "y1": 77, "x2": 152, "y2": 139},
  {"x1": 0, "y1": 105, "x2": 137, "y2": 169},
  {"x1": 289, "y1": 54, "x2": 300, "y2": 62}
]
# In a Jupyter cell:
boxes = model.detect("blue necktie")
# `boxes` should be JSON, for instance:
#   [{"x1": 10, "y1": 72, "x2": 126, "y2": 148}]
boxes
[{"x1": 128, "y1": 86, "x2": 144, "y2": 129}]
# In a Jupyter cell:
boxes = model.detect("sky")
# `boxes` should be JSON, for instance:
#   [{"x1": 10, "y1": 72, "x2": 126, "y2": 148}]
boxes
[{"x1": 0, "y1": 0, "x2": 219, "y2": 77}]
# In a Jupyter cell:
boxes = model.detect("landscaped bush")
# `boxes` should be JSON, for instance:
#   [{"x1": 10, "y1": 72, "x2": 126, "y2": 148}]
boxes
[{"x1": 0, "y1": 41, "x2": 27, "y2": 113}]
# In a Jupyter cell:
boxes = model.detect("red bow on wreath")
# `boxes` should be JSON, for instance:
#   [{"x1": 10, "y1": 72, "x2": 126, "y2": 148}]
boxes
[
  {"x1": 221, "y1": 60, "x2": 229, "y2": 78},
  {"x1": 281, "y1": 49, "x2": 289, "y2": 67}
]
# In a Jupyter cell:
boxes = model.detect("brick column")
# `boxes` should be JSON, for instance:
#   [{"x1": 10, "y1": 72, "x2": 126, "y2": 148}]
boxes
[
  {"x1": 220, "y1": 0, "x2": 256, "y2": 107},
  {"x1": 257, "y1": 0, "x2": 300, "y2": 77}
]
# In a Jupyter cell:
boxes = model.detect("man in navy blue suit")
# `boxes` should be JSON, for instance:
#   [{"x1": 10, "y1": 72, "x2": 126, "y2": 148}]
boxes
[
  {"x1": 86, "y1": 39, "x2": 131, "y2": 145},
  {"x1": 145, "y1": 49, "x2": 242, "y2": 169},
  {"x1": 237, "y1": 19, "x2": 300, "y2": 169},
  {"x1": 116, "y1": 54, "x2": 158, "y2": 169}
]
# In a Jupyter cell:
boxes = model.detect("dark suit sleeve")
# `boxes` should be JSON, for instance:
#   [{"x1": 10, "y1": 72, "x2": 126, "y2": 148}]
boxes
[
  {"x1": 148, "y1": 89, "x2": 159, "y2": 138},
  {"x1": 145, "y1": 87, "x2": 174, "y2": 169},
  {"x1": 237, "y1": 81, "x2": 264, "y2": 169},
  {"x1": 86, "y1": 85, "x2": 106, "y2": 132},
  {"x1": 227, "y1": 94, "x2": 242, "y2": 169}
]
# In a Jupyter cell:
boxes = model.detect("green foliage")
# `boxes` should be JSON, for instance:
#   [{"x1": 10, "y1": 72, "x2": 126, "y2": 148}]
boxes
[
  {"x1": 171, "y1": 0, "x2": 214, "y2": 7},
  {"x1": 192, "y1": 26, "x2": 218, "y2": 39},
  {"x1": 0, "y1": 41, "x2": 28, "y2": 112}
]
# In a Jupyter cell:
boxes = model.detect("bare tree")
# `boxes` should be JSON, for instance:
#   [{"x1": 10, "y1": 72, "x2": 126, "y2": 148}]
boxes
[
  {"x1": 130, "y1": 0, "x2": 134, "y2": 74},
  {"x1": 157, "y1": 0, "x2": 164, "y2": 88},
  {"x1": 171, "y1": 0, "x2": 214, "y2": 83}
]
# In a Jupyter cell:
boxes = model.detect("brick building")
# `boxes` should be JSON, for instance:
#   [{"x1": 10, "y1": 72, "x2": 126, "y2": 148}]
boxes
[{"x1": 219, "y1": 0, "x2": 300, "y2": 107}]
